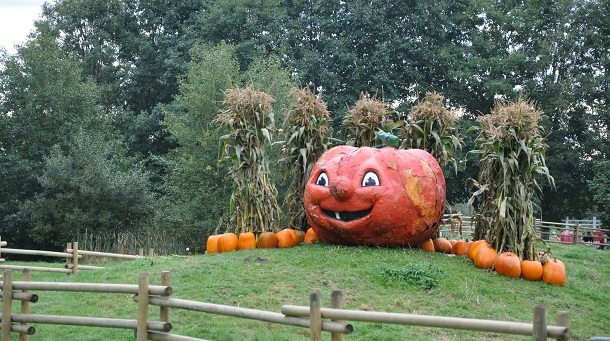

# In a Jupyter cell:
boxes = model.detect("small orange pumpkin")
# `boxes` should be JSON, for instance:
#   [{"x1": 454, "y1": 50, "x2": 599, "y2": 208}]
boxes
[
  {"x1": 276, "y1": 229, "x2": 297, "y2": 248},
  {"x1": 217, "y1": 233, "x2": 239, "y2": 253},
  {"x1": 433, "y1": 238, "x2": 453, "y2": 253},
  {"x1": 453, "y1": 240, "x2": 469, "y2": 256},
  {"x1": 495, "y1": 252, "x2": 521, "y2": 278},
  {"x1": 420, "y1": 238, "x2": 435, "y2": 252},
  {"x1": 206, "y1": 234, "x2": 220, "y2": 254},
  {"x1": 521, "y1": 260, "x2": 543, "y2": 281},
  {"x1": 474, "y1": 247, "x2": 497, "y2": 269},
  {"x1": 449, "y1": 239, "x2": 458, "y2": 251},
  {"x1": 304, "y1": 228, "x2": 319, "y2": 244},
  {"x1": 295, "y1": 230, "x2": 305, "y2": 244},
  {"x1": 238, "y1": 232, "x2": 256, "y2": 250},
  {"x1": 542, "y1": 259, "x2": 567, "y2": 286},
  {"x1": 468, "y1": 240, "x2": 489, "y2": 260},
  {"x1": 256, "y1": 232, "x2": 278, "y2": 248}
]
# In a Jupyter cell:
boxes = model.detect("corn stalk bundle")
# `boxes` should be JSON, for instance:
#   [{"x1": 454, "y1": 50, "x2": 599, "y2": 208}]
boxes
[
  {"x1": 399, "y1": 92, "x2": 463, "y2": 170},
  {"x1": 216, "y1": 87, "x2": 282, "y2": 234},
  {"x1": 343, "y1": 93, "x2": 392, "y2": 147},
  {"x1": 281, "y1": 88, "x2": 333, "y2": 230},
  {"x1": 468, "y1": 96, "x2": 554, "y2": 260}
]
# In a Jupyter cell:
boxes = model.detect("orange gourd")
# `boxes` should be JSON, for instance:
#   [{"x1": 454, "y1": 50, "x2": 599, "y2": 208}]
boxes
[
  {"x1": 295, "y1": 230, "x2": 305, "y2": 244},
  {"x1": 256, "y1": 232, "x2": 278, "y2": 248},
  {"x1": 449, "y1": 239, "x2": 458, "y2": 252},
  {"x1": 521, "y1": 260, "x2": 543, "y2": 281},
  {"x1": 468, "y1": 240, "x2": 489, "y2": 260},
  {"x1": 238, "y1": 232, "x2": 256, "y2": 250},
  {"x1": 495, "y1": 252, "x2": 521, "y2": 278},
  {"x1": 276, "y1": 229, "x2": 297, "y2": 248},
  {"x1": 433, "y1": 238, "x2": 453, "y2": 253},
  {"x1": 453, "y1": 240, "x2": 469, "y2": 256},
  {"x1": 304, "y1": 228, "x2": 319, "y2": 244},
  {"x1": 217, "y1": 233, "x2": 239, "y2": 253},
  {"x1": 206, "y1": 234, "x2": 220, "y2": 254},
  {"x1": 420, "y1": 238, "x2": 435, "y2": 252},
  {"x1": 542, "y1": 258, "x2": 567, "y2": 286},
  {"x1": 474, "y1": 247, "x2": 497, "y2": 269}
]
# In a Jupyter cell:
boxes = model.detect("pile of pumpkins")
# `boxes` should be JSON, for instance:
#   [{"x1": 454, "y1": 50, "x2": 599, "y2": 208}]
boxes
[
  {"x1": 206, "y1": 228, "x2": 319, "y2": 254},
  {"x1": 422, "y1": 238, "x2": 567, "y2": 286}
]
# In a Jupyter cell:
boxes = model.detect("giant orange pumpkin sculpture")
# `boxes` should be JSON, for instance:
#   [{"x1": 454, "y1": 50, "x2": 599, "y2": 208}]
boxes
[{"x1": 304, "y1": 146, "x2": 446, "y2": 246}]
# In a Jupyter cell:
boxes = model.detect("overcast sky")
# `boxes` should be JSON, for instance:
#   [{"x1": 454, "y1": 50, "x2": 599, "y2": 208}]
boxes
[{"x1": 0, "y1": 0, "x2": 54, "y2": 54}]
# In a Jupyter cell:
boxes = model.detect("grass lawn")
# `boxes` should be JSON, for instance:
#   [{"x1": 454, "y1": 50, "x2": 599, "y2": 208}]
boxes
[{"x1": 5, "y1": 242, "x2": 609, "y2": 340}]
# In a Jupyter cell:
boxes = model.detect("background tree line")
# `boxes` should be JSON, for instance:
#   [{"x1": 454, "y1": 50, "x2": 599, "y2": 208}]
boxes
[{"x1": 0, "y1": 0, "x2": 608, "y2": 252}]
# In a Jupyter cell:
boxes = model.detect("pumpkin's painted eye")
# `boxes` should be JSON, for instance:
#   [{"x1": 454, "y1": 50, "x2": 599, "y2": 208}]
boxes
[
  {"x1": 316, "y1": 172, "x2": 329, "y2": 187},
  {"x1": 362, "y1": 171, "x2": 380, "y2": 187}
]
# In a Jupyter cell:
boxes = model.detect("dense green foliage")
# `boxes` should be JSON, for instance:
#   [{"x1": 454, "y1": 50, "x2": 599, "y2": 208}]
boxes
[
  {"x1": 7, "y1": 243, "x2": 610, "y2": 340},
  {"x1": 0, "y1": 0, "x2": 608, "y2": 251}
]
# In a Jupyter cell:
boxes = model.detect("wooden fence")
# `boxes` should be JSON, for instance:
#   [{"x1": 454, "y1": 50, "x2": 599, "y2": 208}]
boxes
[
  {"x1": 0, "y1": 237, "x2": 151, "y2": 274},
  {"x1": 438, "y1": 215, "x2": 609, "y2": 249},
  {"x1": 0, "y1": 269, "x2": 572, "y2": 340}
]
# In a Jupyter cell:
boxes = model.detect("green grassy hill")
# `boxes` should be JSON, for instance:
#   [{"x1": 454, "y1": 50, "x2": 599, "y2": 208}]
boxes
[{"x1": 7, "y1": 243, "x2": 610, "y2": 340}]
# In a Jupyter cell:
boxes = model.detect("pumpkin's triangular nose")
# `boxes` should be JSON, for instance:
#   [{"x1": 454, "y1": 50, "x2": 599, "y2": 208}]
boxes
[{"x1": 330, "y1": 176, "x2": 353, "y2": 201}]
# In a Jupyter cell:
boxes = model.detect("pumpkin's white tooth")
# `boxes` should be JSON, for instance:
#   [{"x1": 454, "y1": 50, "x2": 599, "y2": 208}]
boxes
[{"x1": 335, "y1": 211, "x2": 341, "y2": 220}]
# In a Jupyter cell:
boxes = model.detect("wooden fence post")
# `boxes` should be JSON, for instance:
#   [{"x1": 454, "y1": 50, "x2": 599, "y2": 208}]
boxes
[
  {"x1": 555, "y1": 311, "x2": 570, "y2": 341},
  {"x1": 65, "y1": 243, "x2": 72, "y2": 273},
  {"x1": 148, "y1": 248, "x2": 154, "y2": 258},
  {"x1": 19, "y1": 269, "x2": 32, "y2": 341},
  {"x1": 0, "y1": 236, "x2": 3, "y2": 263},
  {"x1": 331, "y1": 290, "x2": 344, "y2": 341},
  {"x1": 138, "y1": 248, "x2": 144, "y2": 257},
  {"x1": 573, "y1": 223, "x2": 579, "y2": 244},
  {"x1": 533, "y1": 304, "x2": 547, "y2": 341},
  {"x1": 310, "y1": 289, "x2": 322, "y2": 341},
  {"x1": 136, "y1": 273, "x2": 149, "y2": 341},
  {"x1": 1, "y1": 270, "x2": 13, "y2": 341},
  {"x1": 71, "y1": 242, "x2": 79, "y2": 275},
  {"x1": 160, "y1": 271, "x2": 170, "y2": 324}
]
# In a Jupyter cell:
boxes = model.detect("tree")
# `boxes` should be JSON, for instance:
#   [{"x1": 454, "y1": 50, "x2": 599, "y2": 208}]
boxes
[
  {"x1": 22, "y1": 131, "x2": 155, "y2": 249},
  {"x1": 0, "y1": 31, "x2": 106, "y2": 248}
]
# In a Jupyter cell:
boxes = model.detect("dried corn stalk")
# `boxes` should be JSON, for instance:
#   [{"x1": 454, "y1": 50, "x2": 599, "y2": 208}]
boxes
[{"x1": 216, "y1": 87, "x2": 282, "y2": 234}]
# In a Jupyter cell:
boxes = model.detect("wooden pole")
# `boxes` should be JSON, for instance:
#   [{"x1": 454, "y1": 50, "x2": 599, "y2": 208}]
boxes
[
  {"x1": 1, "y1": 270, "x2": 13, "y2": 341},
  {"x1": 281, "y1": 305, "x2": 566, "y2": 338},
  {"x1": 138, "y1": 248, "x2": 144, "y2": 257},
  {"x1": 134, "y1": 296, "x2": 352, "y2": 334},
  {"x1": 533, "y1": 304, "x2": 547, "y2": 341},
  {"x1": 555, "y1": 312, "x2": 570, "y2": 341},
  {"x1": 148, "y1": 248, "x2": 154, "y2": 257},
  {"x1": 19, "y1": 269, "x2": 31, "y2": 341},
  {"x1": 310, "y1": 289, "x2": 322, "y2": 341},
  {"x1": 67, "y1": 249, "x2": 142, "y2": 260},
  {"x1": 573, "y1": 223, "x2": 579, "y2": 244},
  {"x1": 72, "y1": 242, "x2": 79, "y2": 275},
  {"x1": 0, "y1": 237, "x2": 3, "y2": 263},
  {"x1": 160, "y1": 272, "x2": 170, "y2": 324},
  {"x1": 0, "y1": 281, "x2": 172, "y2": 296},
  {"x1": 331, "y1": 290, "x2": 344, "y2": 341},
  {"x1": 147, "y1": 330, "x2": 210, "y2": 341},
  {"x1": 9, "y1": 324, "x2": 35, "y2": 335},
  {"x1": 136, "y1": 273, "x2": 149, "y2": 341},
  {"x1": 0, "y1": 248, "x2": 76, "y2": 258},
  {"x1": 0, "y1": 265, "x2": 72, "y2": 274},
  {"x1": 8, "y1": 314, "x2": 170, "y2": 331},
  {"x1": 65, "y1": 243, "x2": 72, "y2": 275},
  {"x1": 0, "y1": 291, "x2": 37, "y2": 303}
]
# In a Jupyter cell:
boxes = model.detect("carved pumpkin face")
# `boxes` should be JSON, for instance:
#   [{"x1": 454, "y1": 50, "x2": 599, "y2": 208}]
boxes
[{"x1": 304, "y1": 146, "x2": 446, "y2": 247}]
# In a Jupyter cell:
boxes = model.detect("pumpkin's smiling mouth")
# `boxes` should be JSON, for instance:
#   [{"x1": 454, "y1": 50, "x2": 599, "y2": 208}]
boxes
[{"x1": 322, "y1": 208, "x2": 372, "y2": 222}]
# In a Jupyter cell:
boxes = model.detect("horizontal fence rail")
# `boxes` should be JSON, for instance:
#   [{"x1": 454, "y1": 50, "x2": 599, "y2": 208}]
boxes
[
  {"x1": 0, "y1": 238, "x2": 152, "y2": 275},
  {"x1": 438, "y1": 215, "x2": 608, "y2": 249},
  {"x1": 281, "y1": 305, "x2": 569, "y2": 340},
  {"x1": 133, "y1": 295, "x2": 353, "y2": 334},
  {"x1": 0, "y1": 269, "x2": 574, "y2": 341}
]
